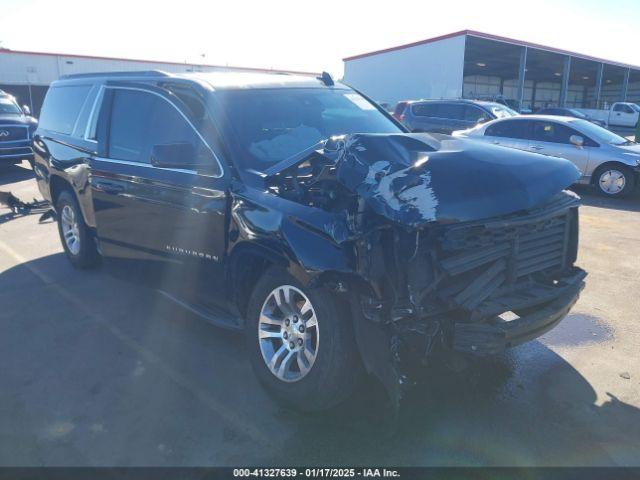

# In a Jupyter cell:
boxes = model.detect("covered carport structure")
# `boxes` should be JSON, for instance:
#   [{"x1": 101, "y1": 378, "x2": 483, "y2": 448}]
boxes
[{"x1": 462, "y1": 31, "x2": 640, "y2": 111}]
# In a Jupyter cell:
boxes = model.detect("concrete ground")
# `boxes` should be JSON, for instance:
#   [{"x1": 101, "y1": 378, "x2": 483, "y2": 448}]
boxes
[{"x1": 0, "y1": 161, "x2": 639, "y2": 467}]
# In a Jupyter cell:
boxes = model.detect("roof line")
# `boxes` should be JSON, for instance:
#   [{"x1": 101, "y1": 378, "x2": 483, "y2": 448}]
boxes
[
  {"x1": 0, "y1": 48, "x2": 318, "y2": 76},
  {"x1": 343, "y1": 29, "x2": 640, "y2": 70},
  {"x1": 342, "y1": 30, "x2": 467, "y2": 61}
]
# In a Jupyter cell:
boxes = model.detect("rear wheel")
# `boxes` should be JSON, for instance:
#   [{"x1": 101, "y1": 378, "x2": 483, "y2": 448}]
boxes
[
  {"x1": 246, "y1": 267, "x2": 362, "y2": 411},
  {"x1": 594, "y1": 164, "x2": 635, "y2": 197},
  {"x1": 56, "y1": 190, "x2": 101, "y2": 269}
]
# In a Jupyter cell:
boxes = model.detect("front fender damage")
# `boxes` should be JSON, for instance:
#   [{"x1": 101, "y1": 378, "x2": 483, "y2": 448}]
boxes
[{"x1": 262, "y1": 133, "x2": 584, "y2": 409}]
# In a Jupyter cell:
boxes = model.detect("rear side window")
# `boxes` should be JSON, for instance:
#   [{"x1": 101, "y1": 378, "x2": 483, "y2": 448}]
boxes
[
  {"x1": 485, "y1": 120, "x2": 531, "y2": 139},
  {"x1": 411, "y1": 103, "x2": 439, "y2": 117},
  {"x1": 39, "y1": 85, "x2": 92, "y2": 135},
  {"x1": 437, "y1": 104, "x2": 465, "y2": 120},
  {"x1": 108, "y1": 90, "x2": 156, "y2": 162}
]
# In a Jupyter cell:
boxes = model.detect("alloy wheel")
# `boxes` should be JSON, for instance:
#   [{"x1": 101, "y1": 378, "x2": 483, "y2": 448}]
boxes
[
  {"x1": 258, "y1": 285, "x2": 319, "y2": 383},
  {"x1": 60, "y1": 205, "x2": 81, "y2": 255}
]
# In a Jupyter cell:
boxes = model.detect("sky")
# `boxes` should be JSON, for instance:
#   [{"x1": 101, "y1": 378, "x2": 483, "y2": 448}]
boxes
[{"x1": 1, "y1": 0, "x2": 639, "y2": 78}]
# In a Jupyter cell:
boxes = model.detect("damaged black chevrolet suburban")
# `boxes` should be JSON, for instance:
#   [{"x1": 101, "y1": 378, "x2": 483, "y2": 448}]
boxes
[{"x1": 33, "y1": 71, "x2": 586, "y2": 410}]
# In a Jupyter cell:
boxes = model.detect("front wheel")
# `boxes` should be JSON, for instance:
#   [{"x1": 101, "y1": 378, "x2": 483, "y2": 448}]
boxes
[
  {"x1": 594, "y1": 165, "x2": 636, "y2": 197},
  {"x1": 246, "y1": 267, "x2": 362, "y2": 411},
  {"x1": 56, "y1": 190, "x2": 101, "y2": 269}
]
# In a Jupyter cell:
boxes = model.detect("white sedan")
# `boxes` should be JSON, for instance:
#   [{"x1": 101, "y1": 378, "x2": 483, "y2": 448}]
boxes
[{"x1": 453, "y1": 115, "x2": 640, "y2": 197}]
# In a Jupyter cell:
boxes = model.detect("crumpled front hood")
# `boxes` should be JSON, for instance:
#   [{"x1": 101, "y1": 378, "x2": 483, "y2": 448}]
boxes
[{"x1": 334, "y1": 133, "x2": 581, "y2": 226}]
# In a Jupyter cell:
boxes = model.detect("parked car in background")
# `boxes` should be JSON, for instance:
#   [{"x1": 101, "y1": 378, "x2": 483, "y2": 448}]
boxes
[
  {"x1": 576, "y1": 102, "x2": 640, "y2": 128},
  {"x1": 536, "y1": 107, "x2": 606, "y2": 127},
  {"x1": 402, "y1": 99, "x2": 518, "y2": 134},
  {"x1": 391, "y1": 100, "x2": 411, "y2": 122},
  {"x1": 453, "y1": 115, "x2": 640, "y2": 197},
  {"x1": 0, "y1": 89, "x2": 38, "y2": 166}
]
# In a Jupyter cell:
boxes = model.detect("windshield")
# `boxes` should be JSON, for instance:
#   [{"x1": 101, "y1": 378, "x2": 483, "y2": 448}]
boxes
[
  {"x1": 488, "y1": 104, "x2": 518, "y2": 119},
  {"x1": 0, "y1": 98, "x2": 22, "y2": 115},
  {"x1": 216, "y1": 88, "x2": 402, "y2": 171},
  {"x1": 630, "y1": 103, "x2": 640, "y2": 113},
  {"x1": 570, "y1": 119, "x2": 633, "y2": 145}
]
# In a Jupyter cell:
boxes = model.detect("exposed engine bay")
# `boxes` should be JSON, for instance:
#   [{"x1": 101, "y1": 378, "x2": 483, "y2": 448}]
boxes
[{"x1": 260, "y1": 133, "x2": 586, "y2": 406}]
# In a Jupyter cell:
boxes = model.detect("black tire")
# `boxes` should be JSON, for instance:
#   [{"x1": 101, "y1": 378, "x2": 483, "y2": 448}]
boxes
[
  {"x1": 593, "y1": 164, "x2": 636, "y2": 198},
  {"x1": 246, "y1": 266, "x2": 362, "y2": 411},
  {"x1": 55, "y1": 190, "x2": 101, "y2": 269}
]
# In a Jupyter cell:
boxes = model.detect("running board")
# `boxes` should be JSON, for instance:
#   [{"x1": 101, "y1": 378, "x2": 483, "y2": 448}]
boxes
[{"x1": 157, "y1": 289, "x2": 243, "y2": 331}]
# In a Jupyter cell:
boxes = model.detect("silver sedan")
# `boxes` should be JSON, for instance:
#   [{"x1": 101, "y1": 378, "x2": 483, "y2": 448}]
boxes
[{"x1": 453, "y1": 115, "x2": 640, "y2": 197}]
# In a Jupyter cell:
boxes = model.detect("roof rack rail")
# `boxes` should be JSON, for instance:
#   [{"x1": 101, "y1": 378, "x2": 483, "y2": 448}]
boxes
[{"x1": 60, "y1": 70, "x2": 172, "y2": 80}]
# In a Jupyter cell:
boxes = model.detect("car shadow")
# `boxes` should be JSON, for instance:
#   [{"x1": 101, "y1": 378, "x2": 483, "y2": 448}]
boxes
[
  {"x1": 0, "y1": 162, "x2": 34, "y2": 186},
  {"x1": 570, "y1": 185, "x2": 640, "y2": 212},
  {"x1": 1, "y1": 254, "x2": 639, "y2": 466}
]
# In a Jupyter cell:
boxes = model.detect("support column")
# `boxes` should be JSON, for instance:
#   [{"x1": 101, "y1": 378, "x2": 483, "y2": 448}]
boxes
[
  {"x1": 621, "y1": 68, "x2": 630, "y2": 101},
  {"x1": 517, "y1": 46, "x2": 528, "y2": 112},
  {"x1": 594, "y1": 63, "x2": 604, "y2": 108},
  {"x1": 559, "y1": 56, "x2": 571, "y2": 107}
]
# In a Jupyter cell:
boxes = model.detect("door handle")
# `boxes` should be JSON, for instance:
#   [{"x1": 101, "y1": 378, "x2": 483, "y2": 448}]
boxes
[
  {"x1": 530, "y1": 145, "x2": 544, "y2": 151},
  {"x1": 93, "y1": 180, "x2": 125, "y2": 194}
]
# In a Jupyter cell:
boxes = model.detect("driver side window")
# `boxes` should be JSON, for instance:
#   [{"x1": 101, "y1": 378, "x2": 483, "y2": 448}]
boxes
[{"x1": 107, "y1": 89, "x2": 218, "y2": 171}]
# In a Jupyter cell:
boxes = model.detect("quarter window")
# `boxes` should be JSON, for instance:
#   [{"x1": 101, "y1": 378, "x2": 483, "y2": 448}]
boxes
[{"x1": 39, "y1": 85, "x2": 92, "y2": 135}]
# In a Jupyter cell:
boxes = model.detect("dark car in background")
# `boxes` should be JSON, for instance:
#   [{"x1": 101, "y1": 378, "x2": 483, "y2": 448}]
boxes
[
  {"x1": 401, "y1": 99, "x2": 518, "y2": 134},
  {"x1": 32, "y1": 70, "x2": 585, "y2": 411},
  {"x1": 0, "y1": 90, "x2": 38, "y2": 166},
  {"x1": 536, "y1": 107, "x2": 606, "y2": 127}
]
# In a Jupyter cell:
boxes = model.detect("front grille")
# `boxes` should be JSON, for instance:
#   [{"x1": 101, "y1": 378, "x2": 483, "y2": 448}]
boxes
[
  {"x1": 0, "y1": 145, "x2": 33, "y2": 159},
  {"x1": 0, "y1": 125, "x2": 28, "y2": 142},
  {"x1": 435, "y1": 194, "x2": 577, "y2": 313}
]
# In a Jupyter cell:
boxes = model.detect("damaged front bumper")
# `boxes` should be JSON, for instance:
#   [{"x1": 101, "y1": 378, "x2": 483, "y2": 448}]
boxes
[{"x1": 453, "y1": 267, "x2": 586, "y2": 355}]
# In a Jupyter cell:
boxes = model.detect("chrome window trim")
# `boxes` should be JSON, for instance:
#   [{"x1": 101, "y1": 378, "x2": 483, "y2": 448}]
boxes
[
  {"x1": 72, "y1": 84, "x2": 99, "y2": 138},
  {"x1": 100, "y1": 85, "x2": 224, "y2": 178},
  {"x1": 83, "y1": 85, "x2": 105, "y2": 143},
  {"x1": 93, "y1": 156, "x2": 198, "y2": 175}
]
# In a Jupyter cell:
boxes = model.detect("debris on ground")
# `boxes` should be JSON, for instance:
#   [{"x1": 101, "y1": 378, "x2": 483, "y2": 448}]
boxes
[{"x1": 0, "y1": 190, "x2": 52, "y2": 222}]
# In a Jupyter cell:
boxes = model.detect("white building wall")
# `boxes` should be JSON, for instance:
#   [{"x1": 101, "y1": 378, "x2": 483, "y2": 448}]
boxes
[
  {"x1": 0, "y1": 51, "x2": 270, "y2": 86},
  {"x1": 343, "y1": 35, "x2": 466, "y2": 106}
]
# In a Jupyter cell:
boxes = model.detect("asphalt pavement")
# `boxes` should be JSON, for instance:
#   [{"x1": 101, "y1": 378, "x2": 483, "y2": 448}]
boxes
[{"x1": 1, "y1": 162, "x2": 639, "y2": 466}]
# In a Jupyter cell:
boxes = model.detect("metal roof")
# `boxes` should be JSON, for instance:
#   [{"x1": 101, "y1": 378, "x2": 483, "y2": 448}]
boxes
[{"x1": 343, "y1": 30, "x2": 640, "y2": 70}]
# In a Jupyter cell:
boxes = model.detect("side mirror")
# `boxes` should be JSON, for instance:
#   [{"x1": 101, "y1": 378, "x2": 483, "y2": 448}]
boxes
[
  {"x1": 22, "y1": 105, "x2": 31, "y2": 116},
  {"x1": 569, "y1": 135, "x2": 584, "y2": 147},
  {"x1": 477, "y1": 116, "x2": 489, "y2": 124},
  {"x1": 150, "y1": 142, "x2": 198, "y2": 168}
]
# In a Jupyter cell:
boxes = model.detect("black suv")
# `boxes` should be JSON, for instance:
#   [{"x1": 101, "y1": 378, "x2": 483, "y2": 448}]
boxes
[
  {"x1": 0, "y1": 89, "x2": 38, "y2": 166},
  {"x1": 33, "y1": 71, "x2": 586, "y2": 410},
  {"x1": 402, "y1": 99, "x2": 518, "y2": 134}
]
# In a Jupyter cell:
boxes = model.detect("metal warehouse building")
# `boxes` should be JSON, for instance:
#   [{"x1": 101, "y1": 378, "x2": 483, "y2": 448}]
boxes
[
  {"x1": 0, "y1": 49, "x2": 313, "y2": 116},
  {"x1": 343, "y1": 30, "x2": 640, "y2": 111}
]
